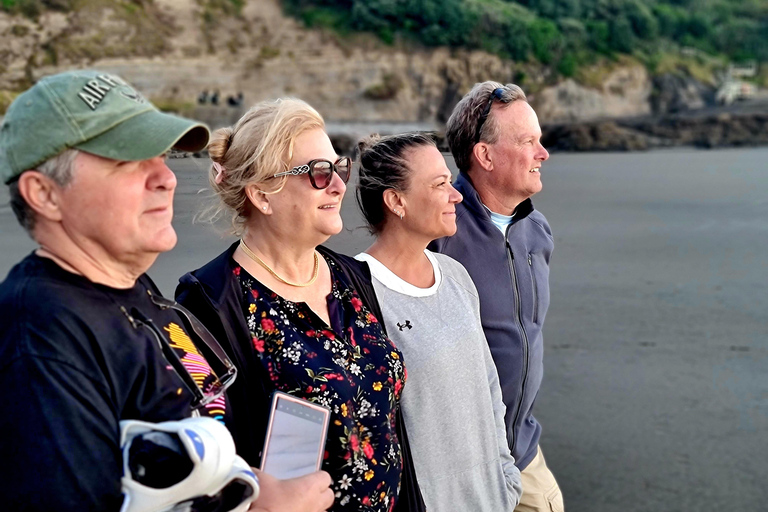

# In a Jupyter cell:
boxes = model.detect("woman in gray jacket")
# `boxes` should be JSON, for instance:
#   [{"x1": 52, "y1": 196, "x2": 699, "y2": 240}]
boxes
[{"x1": 355, "y1": 133, "x2": 522, "y2": 512}]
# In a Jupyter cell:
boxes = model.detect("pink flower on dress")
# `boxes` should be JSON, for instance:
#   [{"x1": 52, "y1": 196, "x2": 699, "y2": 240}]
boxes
[
  {"x1": 261, "y1": 318, "x2": 275, "y2": 331},
  {"x1": 363, "y1": 442, "x2": 374, "y2": 459},
  {"x1": 350, "y1": 434, "x2": 359, "y2": 452},
  {"x1": 351, "y1": 296, "x2": 363, "y2": 312},
  {"x1": 252, "y1": 337, "x2": 265, "y2": 353}
]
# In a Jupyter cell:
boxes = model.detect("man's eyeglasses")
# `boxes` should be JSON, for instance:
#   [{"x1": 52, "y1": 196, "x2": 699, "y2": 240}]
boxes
[
  {"x1": 273, "y1": 156, "x2": 351, "y2": 190},
  {"x1": 126, "y1": 291, "x2": 237, "y2": 411},
  {"x1": 474, "y1": 87, "x2": 506, "y2": 144}
]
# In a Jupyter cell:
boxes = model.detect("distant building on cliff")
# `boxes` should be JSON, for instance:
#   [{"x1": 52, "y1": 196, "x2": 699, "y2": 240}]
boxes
[{"x1": 716, "y1": 62, "x2": 758, "y2": 105}]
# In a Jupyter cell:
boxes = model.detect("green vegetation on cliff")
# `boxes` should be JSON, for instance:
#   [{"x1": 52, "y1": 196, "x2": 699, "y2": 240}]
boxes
[
  {"x1": 1, "y1": 0, "x2": 74, "y2": 18},
  {"x1": 284, "y1": 0, "x2": 768, "y2": 77}
]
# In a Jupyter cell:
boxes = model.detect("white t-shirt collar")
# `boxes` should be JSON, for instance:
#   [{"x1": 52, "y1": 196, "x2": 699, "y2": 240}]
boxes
[{"x1": 354, "y1": 250, "x2": 441, "y2": 297}]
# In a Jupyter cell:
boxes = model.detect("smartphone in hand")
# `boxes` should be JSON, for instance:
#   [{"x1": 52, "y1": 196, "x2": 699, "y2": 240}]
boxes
[{"x1": 260, "y1": 392, "x2": 331, "y2": 479}]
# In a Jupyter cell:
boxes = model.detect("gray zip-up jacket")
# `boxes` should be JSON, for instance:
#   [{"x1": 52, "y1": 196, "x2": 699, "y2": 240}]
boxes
[{"x1": 429, "y1": 172, "x2": 554, "y2": 470}]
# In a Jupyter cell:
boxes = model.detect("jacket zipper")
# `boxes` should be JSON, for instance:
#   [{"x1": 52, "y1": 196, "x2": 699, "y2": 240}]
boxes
[
  {"x1": 528, "y1": 254, "x2": 538, "y2": 324},
  {"x1": 505, "y1": 227, "x2": 530, "y2": 459}
]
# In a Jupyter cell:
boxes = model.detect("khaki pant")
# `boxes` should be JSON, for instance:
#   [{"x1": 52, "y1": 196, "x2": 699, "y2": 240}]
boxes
[{"x1": 514, "y1": 446, "x2": 564, "y2": 512}]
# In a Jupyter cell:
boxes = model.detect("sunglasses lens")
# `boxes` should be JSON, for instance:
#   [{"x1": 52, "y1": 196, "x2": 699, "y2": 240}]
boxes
[
  {"x1": 199, "y1": 369, "x2": 236, "y2": 407},
  {"x1": 336, "y1": 157, "x2": 351, "y2": 183},
  {"x1": 309, "y1": 160, "x2": 333, "y2": 189}
]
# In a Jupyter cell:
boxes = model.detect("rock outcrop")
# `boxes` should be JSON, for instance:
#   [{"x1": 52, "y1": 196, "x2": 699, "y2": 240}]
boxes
[
  {"x1": 650, "y1": 73, "x2": 716, "y2": 114},
  {"x1": 533, "y1": 66, "x2": 652, "y2": 123},
  {"x1": 542, "y1": 101, "x2": 768, "y2": 151}
]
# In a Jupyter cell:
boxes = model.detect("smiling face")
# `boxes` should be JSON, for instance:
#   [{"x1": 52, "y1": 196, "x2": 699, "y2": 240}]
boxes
[
  {"x1": 268, "y1": 128, "x2": 346, "y2": 245},
  {"x1": 56, "y1": 151, "x2": 178, "y2": 270},
  {"x1": 398, "y1": 145, "x2": 463, "y2": 242},
  {"x1": 484, "y1": 100, "x2": 549, "y2": 210}
]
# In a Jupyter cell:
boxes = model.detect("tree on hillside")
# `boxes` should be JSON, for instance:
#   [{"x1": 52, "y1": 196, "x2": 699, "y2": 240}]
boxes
[{"x1": 266, "y1": 0, "x2": 768, "y2": 76}]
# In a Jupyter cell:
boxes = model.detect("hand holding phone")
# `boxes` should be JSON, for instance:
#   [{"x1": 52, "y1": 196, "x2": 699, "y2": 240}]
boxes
[
  {"x1": 260, "y1": 392, "x2": 331, "y2": 480},
  {"x1": 250, "y1": 469, "x2": 334, "y2": 512}
]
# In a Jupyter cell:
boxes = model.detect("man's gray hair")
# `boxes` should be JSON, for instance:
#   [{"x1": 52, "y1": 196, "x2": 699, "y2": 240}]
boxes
[
  {"x1": 445, "y1": 81, "x2": 527, "y2": 174},
  {"x1": 9, "y1": 149, "x2": 79, "y2": 236}
]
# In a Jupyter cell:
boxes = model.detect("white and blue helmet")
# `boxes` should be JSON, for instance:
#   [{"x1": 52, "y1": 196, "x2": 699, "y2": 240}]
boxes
[{"x1": 119, "y1": 417, "x2": 259, "y2": 512}]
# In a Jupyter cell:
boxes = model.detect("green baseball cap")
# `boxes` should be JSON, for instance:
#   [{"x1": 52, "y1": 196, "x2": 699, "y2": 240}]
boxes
[{"x1": 0, "y1": 69, "x2": 210, "y2": 183}]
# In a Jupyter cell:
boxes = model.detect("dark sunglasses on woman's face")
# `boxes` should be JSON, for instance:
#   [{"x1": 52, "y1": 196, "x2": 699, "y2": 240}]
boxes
[{"x1": 273, "y1": 156, "x2": 352, "y2": 189}]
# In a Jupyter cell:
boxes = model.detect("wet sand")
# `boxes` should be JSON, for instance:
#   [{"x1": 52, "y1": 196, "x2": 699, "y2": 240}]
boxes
[{"x1": 1, "y1": 148, "x2": 767, "y2": 511}]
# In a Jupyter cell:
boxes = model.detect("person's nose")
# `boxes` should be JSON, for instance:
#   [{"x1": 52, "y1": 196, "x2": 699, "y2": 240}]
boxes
[
  {"x1": 449, "y1": 184, "x2": 463, "y2": 204},
  {"x1": 536, "y1": 142, "x2": 549, "y2": 161},
  {"x1": 146, "y1": 156, "x2": 177, "y2": 191},
  {"x1": 326, "y1": 168, "x2": 347, "y2": 196}
]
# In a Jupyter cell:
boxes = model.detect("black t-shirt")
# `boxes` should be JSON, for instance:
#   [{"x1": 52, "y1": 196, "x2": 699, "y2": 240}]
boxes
[{"x1": 0, "y1": 254, "x2": 228, "y2": 511}]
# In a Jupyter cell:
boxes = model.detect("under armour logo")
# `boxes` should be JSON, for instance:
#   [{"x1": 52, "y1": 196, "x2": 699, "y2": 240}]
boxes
[{"x1": 397, "y1": 320, "x2": 412, "y2": 331}]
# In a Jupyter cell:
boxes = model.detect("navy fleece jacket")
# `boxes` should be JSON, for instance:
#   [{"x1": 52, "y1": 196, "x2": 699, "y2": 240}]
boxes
[{"x1": 429, "y1": 172, "x2": 554, "y2": 470}]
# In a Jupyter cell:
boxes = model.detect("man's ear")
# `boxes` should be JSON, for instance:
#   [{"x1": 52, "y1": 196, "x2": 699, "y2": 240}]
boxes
[
  {"x1": 382, "y1": 188, "x2": 405, "y2": 216},
  {"x1": 472, "y1": 142, "x2": 494, "y2": 173},
  {"x1": 245, "y1": 183, "x2": 270, "y2": 214},
  {"x1": 17, "y1": 171, "x2": 64, "y2": 222}
]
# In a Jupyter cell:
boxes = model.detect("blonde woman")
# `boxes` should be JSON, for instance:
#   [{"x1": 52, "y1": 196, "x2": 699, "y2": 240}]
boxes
[{"x1": 176, "y1": 100, "x2": 423, "y2": 512}]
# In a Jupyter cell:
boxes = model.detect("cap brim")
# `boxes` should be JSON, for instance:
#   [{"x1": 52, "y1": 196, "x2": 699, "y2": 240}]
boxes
[{"x1": 75, "y1": 109, "x2": 210, "y2": 162}]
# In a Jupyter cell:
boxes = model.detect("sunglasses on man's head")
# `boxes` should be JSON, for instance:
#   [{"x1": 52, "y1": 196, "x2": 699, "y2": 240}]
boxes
[
  {"x1": 273, "y1": 156, "x2": 352, "y2": 190},
  {"x1": 474, "y1": 87, "x2": 506, "y2": 144}
]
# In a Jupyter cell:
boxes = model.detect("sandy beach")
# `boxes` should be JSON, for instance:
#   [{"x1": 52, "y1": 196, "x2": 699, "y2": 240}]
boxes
[{"x1": 1, "y1": 147, "x2": 766, "y2": 511}]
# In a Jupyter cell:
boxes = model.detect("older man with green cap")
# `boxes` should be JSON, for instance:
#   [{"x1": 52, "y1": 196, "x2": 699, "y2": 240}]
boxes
[{"x1": 0, "y1": 70, "x2": 333, "y2": 512}]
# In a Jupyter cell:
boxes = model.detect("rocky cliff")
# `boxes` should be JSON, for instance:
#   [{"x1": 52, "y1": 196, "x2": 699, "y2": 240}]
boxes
[
  {"x1": 1, "y1": 0, "x2": 535, "y2": 124},
  {"x1": 1, "y1": 0, "x2": 687, "y2": 125},
  {"x1": 2, "y1": 0, "x2": 741, "y2": 153}
]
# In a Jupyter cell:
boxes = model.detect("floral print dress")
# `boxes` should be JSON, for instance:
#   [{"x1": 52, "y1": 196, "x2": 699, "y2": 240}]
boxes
[{"x1": 236, "y1": 256, "x2": 406, "y2": 512}]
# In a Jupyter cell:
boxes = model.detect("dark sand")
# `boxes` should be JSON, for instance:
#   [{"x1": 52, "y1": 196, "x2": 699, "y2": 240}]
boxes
[{"x1": 1, "y1": 148, "x2": 767, "y2": 511}]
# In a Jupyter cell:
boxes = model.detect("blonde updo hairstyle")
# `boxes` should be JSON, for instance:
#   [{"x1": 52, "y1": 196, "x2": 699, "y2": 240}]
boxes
[{"x1": 206, "y1": 98, "x2": 325, "y2": 235}]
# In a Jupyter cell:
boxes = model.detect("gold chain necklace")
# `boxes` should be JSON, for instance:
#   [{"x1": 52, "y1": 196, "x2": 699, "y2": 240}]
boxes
[{"x1": 239, "y1": 239, "x2": 319, "y2": 288}]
